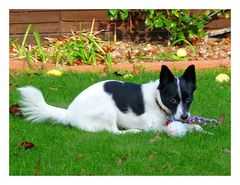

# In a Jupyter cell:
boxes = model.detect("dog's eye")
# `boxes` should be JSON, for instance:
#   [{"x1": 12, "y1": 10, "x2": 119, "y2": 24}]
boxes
[
  {"x1": 186, "y1": 97, "x2": 192, "y2": 103},
  {"x1": 170, "y1": 98, "x2": 178, "y2": 104}
]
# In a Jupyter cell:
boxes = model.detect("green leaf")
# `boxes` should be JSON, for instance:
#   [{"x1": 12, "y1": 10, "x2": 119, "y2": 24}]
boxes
[
  {"x1": 182, "y1": 15, "x2": 191, "y2": 23},
  {"x1": 168, "y1": 54, "x2": 180, "y2": 61},
  {"x1": 119, "y1": 9, "x2": 129, "y2": 20},
  {"x1": 204, "y1": 10, "x2": 211, "y2": 16},
  {"x1": 197, "y1": 30, "x2": 206, "y2": 38},
  {"x1": 170, "y1": 22, "x2": 177, "y2": 28},
  {"x1": 154, "y1": 19, "x2": 164, "y2": 27},
  {"x1": 105, "y1": 54, "x2": 113, "y2": 73},
  {"x1": 164, "y1": 19, "x2": 171, "y2": 28},
  {"x1": 145, "y1": 18, "x2": 153, "y2": 26},
  {"x1": 33, "y1": 32, "x2": 42, "y2": 48},
  {"x1": 188, "y1": 30, "x2": 195, "y2": 38},
  {"x1": 181, "y1": 10, "x2": 189, "y2": 15},
  {"x1": 171, "y1": 10, "x2": 179, "y2": 18},
  {"x1": 108, "y1": 9, "x2": 118, "y2": 20},
  {"x1": 145, "y1": 9, "x2": 154, "y2": 19},
  {"x1": 224, "y1": 13, "x2": 230, "y2": 19},
  {"x1": 21, "y1": 24, "x2": 32, "y2": 49},
  {"x1": 177, "y1": 31, "x2": 185, "y2": 39}
]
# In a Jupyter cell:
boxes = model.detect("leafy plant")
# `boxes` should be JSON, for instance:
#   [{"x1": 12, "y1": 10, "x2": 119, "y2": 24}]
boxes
[
  {"x1": 108, "y1": 9, "x2": 129, "y2": 21},
  {"x1": 144, "y1": 9, "x2": 210, "y2": 41},
  {"x1": 55, "y1": 32, "x2": 109, "y2": 66},
  {"x1": 11, "y1": 22, "x2": 113, "y2": 70},
  {"x1": 107, "y1": 9, "x2": 225, "y2": 42}
]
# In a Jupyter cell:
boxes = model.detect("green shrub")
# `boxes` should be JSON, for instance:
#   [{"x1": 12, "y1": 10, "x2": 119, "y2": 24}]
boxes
[{"x1": 107, "y1": 9, "x2": 228, "y2": 42}]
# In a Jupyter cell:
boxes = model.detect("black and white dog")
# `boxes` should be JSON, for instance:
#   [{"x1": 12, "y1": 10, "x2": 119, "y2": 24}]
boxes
[{"x1": 18, "y1": 65, "x2": 202, "y2": 135}]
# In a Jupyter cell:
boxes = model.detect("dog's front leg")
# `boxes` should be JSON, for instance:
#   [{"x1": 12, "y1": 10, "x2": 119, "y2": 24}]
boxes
[{"x1": 113, "y1": 129, "x2": 142, "y2": 134}]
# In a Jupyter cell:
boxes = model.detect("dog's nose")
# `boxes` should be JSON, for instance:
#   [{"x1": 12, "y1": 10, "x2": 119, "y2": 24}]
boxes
[{"x1": 181, "y1": 113, "x2": 189, "y2": 120}]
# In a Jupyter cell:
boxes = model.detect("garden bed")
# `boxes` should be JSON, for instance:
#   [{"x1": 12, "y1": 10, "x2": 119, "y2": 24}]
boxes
[{"x1": 9, "y1": 32, "x2": 231, "y2": 72}]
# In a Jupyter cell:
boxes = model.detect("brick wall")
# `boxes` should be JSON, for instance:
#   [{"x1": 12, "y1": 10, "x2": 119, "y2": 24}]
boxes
[{"x1": 10, "y1": 9, "x2": 231, "y2": 44}]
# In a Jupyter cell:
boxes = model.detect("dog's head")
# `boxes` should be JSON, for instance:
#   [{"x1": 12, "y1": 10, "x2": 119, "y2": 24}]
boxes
[{"x1": 157, "y1": 65, "x2": 196, "y2": 121}]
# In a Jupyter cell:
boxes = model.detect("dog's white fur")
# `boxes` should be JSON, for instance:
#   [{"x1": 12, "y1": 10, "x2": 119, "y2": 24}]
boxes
[
  {"x1": 18, "y1": 80, "x2": 169, "y2": 134},
  {"x1": 18, "y1": 80, "x2": 201, "y2": 135}
]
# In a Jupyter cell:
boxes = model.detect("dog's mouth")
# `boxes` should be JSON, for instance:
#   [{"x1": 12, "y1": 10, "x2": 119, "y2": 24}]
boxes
[
  {"x1": 171, "y1": 116, "x2": 189, "y2": 123},
  {"x1": 171, "y1": 111, "x2": 190, "y2": 122}
]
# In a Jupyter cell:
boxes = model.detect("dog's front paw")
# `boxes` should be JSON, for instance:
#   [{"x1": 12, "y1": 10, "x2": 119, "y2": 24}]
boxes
[
  {"x1": 129, "y1": 128, "x2": 142, "y2": 133},
  {"x1": 185, "y1": 124, "x2": 203, "y2": 132},
  {"x1": 193, "y1": 124, "x2": 203, "y2": 132}
]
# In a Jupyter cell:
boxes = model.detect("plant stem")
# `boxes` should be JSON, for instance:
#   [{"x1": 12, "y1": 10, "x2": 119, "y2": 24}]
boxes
[{"x1": 90, "y1": 18, "x2": 95, "y2": 36}]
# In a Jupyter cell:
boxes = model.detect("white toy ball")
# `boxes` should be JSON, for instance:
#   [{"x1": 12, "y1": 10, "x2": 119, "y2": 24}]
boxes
[{"x1": 166, "y1": 121, "x2": 187, "y2": 137}]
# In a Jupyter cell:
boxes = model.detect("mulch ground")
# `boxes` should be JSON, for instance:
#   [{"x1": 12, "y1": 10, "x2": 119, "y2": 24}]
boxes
[
  {"x1": 105, "y1": 37, "x2": 231, "y2": 64},
  {"x1": 9, "y1": 36, "x2": 231, "y2": 72}
]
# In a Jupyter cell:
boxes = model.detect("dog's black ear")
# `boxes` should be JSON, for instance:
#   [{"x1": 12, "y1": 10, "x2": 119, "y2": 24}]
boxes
[
  {"x1": 159, "y1": 65, "x2": 175, "y2": 88},
  {"x1": 182, "y1": 65, "x2": 196, "y2": 85}
]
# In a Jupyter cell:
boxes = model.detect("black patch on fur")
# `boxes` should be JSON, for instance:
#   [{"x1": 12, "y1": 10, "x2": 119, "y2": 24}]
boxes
[
  {"x1": 158, "y1": 78, "x2": 179, "y2": 115},
  {"x1": 178, "y1": 65, "x2": 196, "y2": 115},
  {"x1": 103, "y1": 81, "x2": 145, "y2": 115},
  {"x1": 178, "y1": 77, "x2": 196, "y2": 113}
]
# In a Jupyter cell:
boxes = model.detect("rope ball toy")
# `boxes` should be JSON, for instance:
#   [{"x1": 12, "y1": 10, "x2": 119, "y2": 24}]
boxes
[{"x1": 166, "y1": 114, "x2": 225, "y2": 137}]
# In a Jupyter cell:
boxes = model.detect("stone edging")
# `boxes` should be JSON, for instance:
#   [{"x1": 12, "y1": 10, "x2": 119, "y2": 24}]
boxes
[{"x1": 9, "y1": 58, "x2": 230, "y2": 72}]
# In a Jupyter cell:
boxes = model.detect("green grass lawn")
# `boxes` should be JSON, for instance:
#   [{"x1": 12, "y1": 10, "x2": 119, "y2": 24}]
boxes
[{"x1": 9, "y1": 68, "x2": 231, "y2": 175}]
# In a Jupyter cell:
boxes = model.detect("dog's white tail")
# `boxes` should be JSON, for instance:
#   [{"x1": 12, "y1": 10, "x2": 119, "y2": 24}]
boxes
[{"x1": 17, "y1": 86, "x2": 69, "y2": 124}]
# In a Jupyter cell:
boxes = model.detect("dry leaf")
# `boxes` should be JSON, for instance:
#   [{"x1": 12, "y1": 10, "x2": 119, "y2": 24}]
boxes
[
  {"x1": 149, "y1": 151, "x2": 157, "y2": 160},
  {"x1": 117, "y1": 155, "x2": 129, "y2": 165},
  {"x1": 20, "y1": 141, "x2": 35, "y2": 150},
  {"x1": 49, "y1": 86, "x2": 62, "y2": 91},
  {"x1": 75, "y1": 154, "x2": 85, "y2": 160},
  {"x1": 162, "y1": 163, "x2": 171, "y2": 170},
  {"x1": 10, "y1": 73, "x2": 19, "y2": 79},
  {"x1": 9, "y1": 83, "x2": 18, "y2": 88},
  {"x1": 151, "y1": 47, "x2": 159, "y2": 54},
  {"x1": 9, "y1": 104, "x2": 23, "y2": 117},
  {"x1": 16, "y1": 130, "x2": 24, "y2": 134},
  {"x1": 72, "y1": 60, "x2": 83, "y2": 65},
  {"x1": 133, "y1": 65, "x2": 140, "y2": 74},
  {"x1": 218, "y1": 113, "x2": 225, "y2": 125},
  {"x1": 222, "y1": 148, "x2": 231, "y2": 153},
  {"x1": 149, "y1": 133, "x2": 161, "y2": 143}
]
